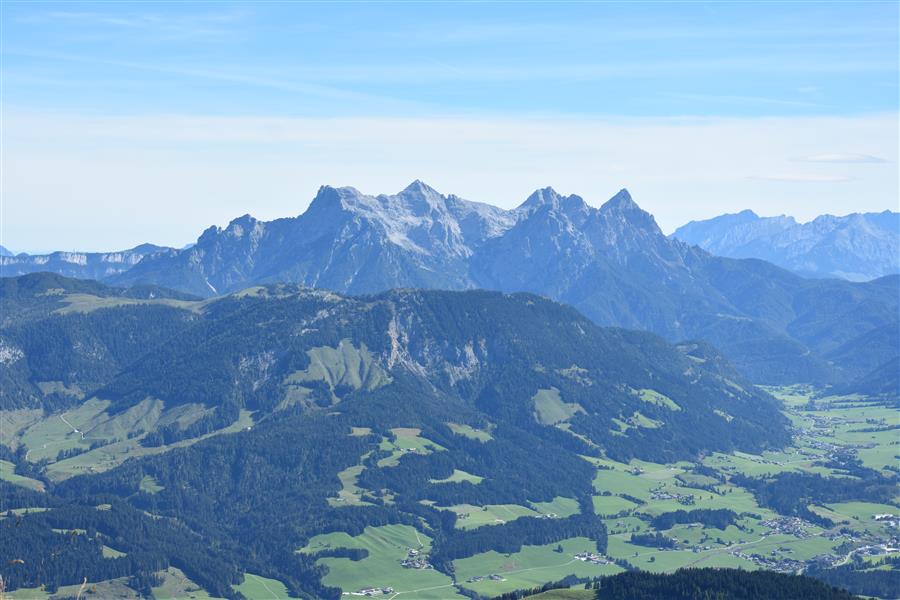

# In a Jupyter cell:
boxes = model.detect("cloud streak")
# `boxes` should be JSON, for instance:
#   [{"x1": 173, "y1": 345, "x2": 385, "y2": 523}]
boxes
[
  {"x1": 25, "y1": 8, "x2": 247, "y2": 40},
  {"x1": 3, "y1": 111, "x2": 896, "y2": 252},
  {"x1": 749, "y1": 174, "x2": 853, "y2": 183},
  {"x1": 797, "y1": 153, "x2": 888, "y2": 164}
]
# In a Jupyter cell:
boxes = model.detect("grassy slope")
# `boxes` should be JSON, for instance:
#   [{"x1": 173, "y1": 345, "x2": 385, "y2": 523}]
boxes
[{"x1": 299, "y1": 524, "x2": 465, "y2": 599}]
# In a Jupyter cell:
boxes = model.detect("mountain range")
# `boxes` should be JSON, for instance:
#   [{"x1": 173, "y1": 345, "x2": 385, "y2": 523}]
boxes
[
  {"x1": 0, "y1": 243, "x2": 172, "y2": 280},
  {"x1": 3, "y1": 182, "x2": 897, "y2": 392},
  {"x1": 672, "y1": 209, "x2": 899, "y2": 282},
  {"x1": 104, "y1": 181, "x2": 897, "y2": 391}
]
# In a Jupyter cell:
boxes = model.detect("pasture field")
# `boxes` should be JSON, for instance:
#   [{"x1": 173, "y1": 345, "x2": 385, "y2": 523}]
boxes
[
  {"x1": 603, "y1": 516, "x2": 649, "y2": 535},
  {"x1": 0, "y1": 459, "x2": 45, "y2": 491},
  {"x1": 531, "y1": 496, "x2": 581, "y2": 518},
  {"x1": 605, "y1": 532, "x2": 787, "y2": 573},
  {"x1": 19, "y1": 398, "x2": 110, "y2": 462},
  {"x1": 453, "y1": 537, "x2": 622, "y2": 597},
  {"x1": 44, "y1": 409, "x2": 254, "y2": 481},
  {"x1": 636, "y1": 388, "x2": 681, "y2": 411},
  {"x1": 533, "y1": 388, "x2": 585, "y2": 425},
  {"x1": 102, "y1": 544, "x2": 127, "y2": 558},
  {"x1": 677, "y1": 472, "x2": 719, "y2": 487},
  {"x1": 592, "y1": 468, "x2": 657, "y2": 500},
  {"x1": 55, "y1": 293, "x2": 201, "y2": 315},
  {"x1": 447, "y1": 422, "x2": 493, "y2": 442},
  {"x1": 701, "y1": 450, "x2": 831, "y2": 478},
  {"x1": 152, "y1": 566, "x2": 224, "y2": 600},
  {"x1": 377, "y1": 427, "x2": 446, "y2": 467},
  {"x1": 4, "y1": 586, "x2": 51, "y2": 599},
  {"x1": 283, "y1": 340, "x2": 392, "y2": 408},
  {"x1": 593, "y1": 494, "x2": 639, "y2": 516},
  {"x1": 298, "y1": 524, "x2": 464, "y2": 599},
  {"x1": 0, "y1": 408, "x2": 43, "y2": 450},
  {"x1": 851, "y1": 433, "x2": 899, "y2": 473},
  {"x1": 232, "y1": 573, "x2": 291, "y2": 599},
  {"x1": 3, "y1": 507, "x2": 50, "y2": 517},
  {"x1": 10, "y1": 398, "x2": 241, "y2": 481},
  {"x1": 34, "y1": 380, "x2": 84, "y2": 399},
  {"x1": 825, "y1": 501, "x2": 900, "y2": 522},
  {"x1": 329, "y1": 463, "x2": 371, "y2": 506},
  {"x1": 5, "y1": 577, "x2": 140, "y2": 599},
  {"x1": 441, "y1": 502, "x2": 540, "y2": 529},
  {"x1": 139, "y1": 474, "x2": 164, "y2": 494},
  {"x1": 429, "y1": 469, "x2": 484, "y2": 484}
]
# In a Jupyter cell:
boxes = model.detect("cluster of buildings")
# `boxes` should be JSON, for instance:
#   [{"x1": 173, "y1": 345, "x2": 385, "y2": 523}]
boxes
[
  {"x1": 761, "y1": 517, "x2": 814, "y2": 538},
  {"x1": 574, "y1": 551, "x2": 610, "y2": 564},
  {"x1": 729, "y1": 549, "x2": 804, "y2": 572},
  {"x1": 873, "y1": 513, "x2": 898, "y2": 527},
  {"x1": 347, "y1": 587, "x2": 394, "y2": 597},
  {"x1": 850, "y1": 542, "x2": 900, "y2": 559},
  {"x1": 400, "y1": 548, "x2": 432, "y2": 569},
  {"x1": 465, "y1": 574, "x2": 507, "y2": 583},
  {"x1": 649, "y1": 486, "x2": 695, "y2": 506}
]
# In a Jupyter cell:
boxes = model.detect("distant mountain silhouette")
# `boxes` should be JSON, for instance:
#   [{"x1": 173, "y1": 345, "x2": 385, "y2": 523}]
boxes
[
  {"x1": 1, "y1": 243, "x2": 172, "y2": 280},
  {"x1": 673, "y1": 209, "x2": 899, "y2": 281}
]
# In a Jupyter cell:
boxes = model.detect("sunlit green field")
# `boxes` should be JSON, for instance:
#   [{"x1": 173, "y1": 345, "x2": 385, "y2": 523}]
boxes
[
  {"x1": 0, "y1": 459, "x2": 45, "y2": 491},
  {"x1": 453, "y1": 537, "x2": 622, "y2": 597},
  {"x1": 152, "y1": 566, "x2": 224, "y2": 600},
  {"x1": 377, "y1": 427, "x2": 447, "y2": 467},
  {"x1": 232, "y1": 573, "x2": 291, "y2": 599},
  {"x1": 299, "y1": 524, "x2": 465, "y2": 599},
  {"x1": 531, "y1": 496, "x2": 582, "y2": 518},
  {"x1": 440, "y1": 502, "x2": 540, "y2": 529}
]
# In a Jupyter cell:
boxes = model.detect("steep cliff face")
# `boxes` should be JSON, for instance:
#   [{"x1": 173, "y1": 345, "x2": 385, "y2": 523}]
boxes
[{"x1": 0, "y1": 243, "x2": 172, "y2": 280}]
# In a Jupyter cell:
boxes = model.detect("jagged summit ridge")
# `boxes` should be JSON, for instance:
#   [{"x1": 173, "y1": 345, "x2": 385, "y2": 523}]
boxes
[
  {"x1": 114, "y1": 181, "x2": 670, "y2": 297},
  {"x1": 673, "y1": 208, "x2": 900, "y2": 281}
]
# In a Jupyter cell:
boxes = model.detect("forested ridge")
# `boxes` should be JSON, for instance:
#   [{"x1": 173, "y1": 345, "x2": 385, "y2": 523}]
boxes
[
  {"x1": 588, "y1": 569, "x2": 857, "y2": 600},
  {"x1": 0, "y1": 275, "x2": 804, "y2": 598}
]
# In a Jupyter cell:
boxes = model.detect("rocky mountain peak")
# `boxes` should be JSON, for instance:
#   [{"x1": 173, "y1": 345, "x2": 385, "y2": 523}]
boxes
[
  {"x1": 401, "y1": 179, "x2": 440, "y2": 196},
  {"x1": 518, "y1": 186, "x2": 564, "y2": 211},
  {"x1": 600, "y1": 188, "x2": 636, "y2": 211},
  {"x1": 598, "y1": 188, "x2": 663, "y2": 236}
]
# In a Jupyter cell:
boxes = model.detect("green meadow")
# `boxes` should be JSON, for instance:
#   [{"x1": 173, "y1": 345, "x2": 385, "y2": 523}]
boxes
[
  {"x1": 299, "y1": 524, "x2": 464, "y2": 599},
  {"x1": 232, "y1": 573, "x2": 292, "y2": 599},
  {"x1": 453, "y1": 537, "x2": 622, "y2": 597}
]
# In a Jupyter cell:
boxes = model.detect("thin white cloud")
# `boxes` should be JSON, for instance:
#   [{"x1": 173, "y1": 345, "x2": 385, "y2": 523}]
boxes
[
  {"x1": 2, "y1": 112, "x2": 897, "y2": 251},
  {"x1": 666, "y1": 92, "x2": 829, "y2": 109},
  {"x1": 405, "y1": 21, "x2": 898, "y2": 45},
  {"x1": 797, "y1": 153, "x2": 888, "y2": 164},
  {"x1": 22, "y1": 8, "x2": 247, "y2": 40},
  {"x1": 4, "y1": 50, "x2": 421, "y2": 109},
  {"x1": 748, "y1": 174, "x2": 853, "y2": 183}
]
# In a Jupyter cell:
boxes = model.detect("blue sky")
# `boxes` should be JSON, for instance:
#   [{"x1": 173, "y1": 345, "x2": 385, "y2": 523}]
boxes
[{"x1": 2, "y1": 1, "x2": 898, "y2": 251}]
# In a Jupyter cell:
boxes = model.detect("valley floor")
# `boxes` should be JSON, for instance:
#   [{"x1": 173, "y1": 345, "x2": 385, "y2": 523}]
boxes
[{"x1": 2, "y1": 386, "x2": 897, "y2": 599}]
